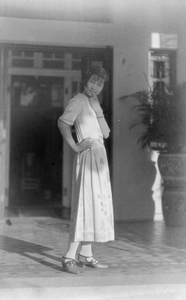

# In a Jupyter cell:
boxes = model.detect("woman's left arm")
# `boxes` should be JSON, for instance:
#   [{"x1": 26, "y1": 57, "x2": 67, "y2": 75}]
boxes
[
  {"x1": 89, "y1": 97, "x2": 110, "y2": 139},
  {"x1": 96, "y1": 115, "x2": 110, "y2": 139}
]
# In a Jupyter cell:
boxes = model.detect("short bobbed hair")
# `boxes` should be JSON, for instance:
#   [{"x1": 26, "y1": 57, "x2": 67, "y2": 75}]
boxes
[{"x1": 83, "y1": 65, "x2": 109, "y2": 87}]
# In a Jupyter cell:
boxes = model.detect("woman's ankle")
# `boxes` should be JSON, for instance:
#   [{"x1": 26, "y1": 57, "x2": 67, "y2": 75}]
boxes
[{"x1": 79, "y1": 243, "x2": 92, "y2": 257}]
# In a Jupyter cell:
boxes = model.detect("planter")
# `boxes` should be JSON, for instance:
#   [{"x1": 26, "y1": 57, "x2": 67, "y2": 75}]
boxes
[{"x1": 158, "y1": 153, "x2": 186, "y2": 227}]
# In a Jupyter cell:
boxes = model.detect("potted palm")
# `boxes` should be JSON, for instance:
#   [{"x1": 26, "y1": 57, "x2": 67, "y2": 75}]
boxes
[{"x1": 121, "y1": 83, "x2": 186, "y2": 227}]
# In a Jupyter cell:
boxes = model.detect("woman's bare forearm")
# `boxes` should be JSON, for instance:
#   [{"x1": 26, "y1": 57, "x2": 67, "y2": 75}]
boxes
[
  {"x1": 58, "y1": 120, "x2": 78, "y2": 152},
  {"x1": 58, "y1": 120, "x2": 96, "y2": 152},
  {"x1": 97, "y1": 116, "x2": 110, "y2": 138}
]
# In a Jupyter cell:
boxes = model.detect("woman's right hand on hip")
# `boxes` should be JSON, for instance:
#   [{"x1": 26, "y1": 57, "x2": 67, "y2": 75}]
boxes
[{"x1": 75, "y1": 138, "x2": 96, "y2": 152}]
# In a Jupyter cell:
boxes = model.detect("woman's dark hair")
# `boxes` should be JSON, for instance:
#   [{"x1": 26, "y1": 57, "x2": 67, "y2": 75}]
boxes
[{"x1": 83, "y1": 65, "x2": 109, "y2": 87}]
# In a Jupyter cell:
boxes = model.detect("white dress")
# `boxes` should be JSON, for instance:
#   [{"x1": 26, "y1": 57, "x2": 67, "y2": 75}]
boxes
[{"x1": 59, "y1": 93, "x2": 114, "y2": 242}]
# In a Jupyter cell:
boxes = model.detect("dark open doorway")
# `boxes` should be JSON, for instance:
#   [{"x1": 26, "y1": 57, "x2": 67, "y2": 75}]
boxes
[
  {"x1": 7, "y1": 45, "x2": 113, "y2": 211},
  {"x1": 9, "y1": 75, "x2": 63, "y2": 206}
]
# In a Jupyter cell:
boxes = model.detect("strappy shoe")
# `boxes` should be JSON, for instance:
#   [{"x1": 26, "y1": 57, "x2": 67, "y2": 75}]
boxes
[
  {"x1": 61, "y1": 256, "x2": 79, "y2": 274},
  {"x1": 78, "y1": 254, "x2": 109, "y2": 269}
]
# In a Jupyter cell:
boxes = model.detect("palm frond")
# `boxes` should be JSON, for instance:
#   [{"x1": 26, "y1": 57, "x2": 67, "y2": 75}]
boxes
[{"x1": 121, "y1": 83, "x2": 186, "y2": 152}]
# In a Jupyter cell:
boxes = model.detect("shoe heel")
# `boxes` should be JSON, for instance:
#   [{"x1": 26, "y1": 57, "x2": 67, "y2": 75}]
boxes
[
  {"x1": 77, "y1": 254, "x2": 86, "y2": 267},
  {"x1": 77, "y1": 261, "x2": 85, "y2": 268}
]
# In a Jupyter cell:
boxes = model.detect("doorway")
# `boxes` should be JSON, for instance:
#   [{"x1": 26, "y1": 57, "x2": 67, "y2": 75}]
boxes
[
  {"x1": 6, "y1": 45, "x2": 113, "y2": 210},
  {"x1": 9, "y1": 75, "x2": 64, "y2": 205}
]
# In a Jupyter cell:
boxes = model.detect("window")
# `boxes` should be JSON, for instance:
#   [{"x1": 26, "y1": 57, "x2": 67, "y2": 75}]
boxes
[
  {"x1": 149, "y1": 33, "x2": 177, "y2": 93},
  {"x1": 149, "y1": 50, "x2": 176, "y2": 93}
]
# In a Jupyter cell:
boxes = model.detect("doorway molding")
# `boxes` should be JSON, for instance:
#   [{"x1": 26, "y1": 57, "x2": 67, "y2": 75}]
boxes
[{"x1": 0, "y1": 43, "x2": 113, "y2": 217}]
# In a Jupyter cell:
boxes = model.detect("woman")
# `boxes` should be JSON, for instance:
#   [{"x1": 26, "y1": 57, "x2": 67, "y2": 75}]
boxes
[{"x1": 58, "y1": 65, "x2": 114, "y2": 274}]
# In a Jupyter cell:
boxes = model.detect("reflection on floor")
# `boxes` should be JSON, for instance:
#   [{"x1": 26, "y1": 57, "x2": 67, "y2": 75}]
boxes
[{"x1": 0, "y1": 216, "x2": 186, "y2": 279}]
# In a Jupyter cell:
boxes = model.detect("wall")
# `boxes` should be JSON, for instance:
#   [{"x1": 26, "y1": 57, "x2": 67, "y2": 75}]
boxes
[
  {"x1": 111, "y1": 0, "x2": 186, "y2": 220},
  {"x1": 0, "y1": 0, "x2": 186, "y2": 221}
]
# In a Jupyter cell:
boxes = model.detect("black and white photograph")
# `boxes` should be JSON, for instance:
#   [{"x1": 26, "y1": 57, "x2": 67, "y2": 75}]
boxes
[{"x1": 0, "y1": 0, "x2": 186, "y2": 299}]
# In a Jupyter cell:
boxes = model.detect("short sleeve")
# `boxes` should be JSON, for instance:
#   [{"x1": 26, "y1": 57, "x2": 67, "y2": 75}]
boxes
[{"x1": 58, "y1": 94, "x2": 84, "y2": 126}]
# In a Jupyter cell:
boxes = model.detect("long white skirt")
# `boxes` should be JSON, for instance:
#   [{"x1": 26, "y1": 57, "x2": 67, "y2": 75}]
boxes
[{"x1": 69, "y1": 140, "x2": 114, "y2": 242}]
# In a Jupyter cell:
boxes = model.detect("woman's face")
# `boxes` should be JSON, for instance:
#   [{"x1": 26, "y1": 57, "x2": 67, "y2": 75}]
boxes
[{"x1": 84, "y1": 74, "x2": 104, "y2": 97}]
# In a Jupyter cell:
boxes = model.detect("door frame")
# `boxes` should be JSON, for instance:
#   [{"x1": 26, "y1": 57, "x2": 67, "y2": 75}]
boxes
[{"x1": 0, "y1": 43, "x2": 113, "y2": 212}]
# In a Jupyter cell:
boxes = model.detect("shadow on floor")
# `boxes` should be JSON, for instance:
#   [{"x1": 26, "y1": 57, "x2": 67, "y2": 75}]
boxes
[{"x1": 0, "y1": 235, "x2": 62, "y2": 271}]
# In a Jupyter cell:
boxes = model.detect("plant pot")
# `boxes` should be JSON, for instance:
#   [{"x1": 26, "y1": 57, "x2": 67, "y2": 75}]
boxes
[{"x1": 158, "y1": 152, "x2": 186, "y2": 227}]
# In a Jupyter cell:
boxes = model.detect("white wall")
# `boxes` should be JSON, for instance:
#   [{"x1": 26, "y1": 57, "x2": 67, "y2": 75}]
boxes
[
  {"x1": 111, "y1": 0, "x2": 186, "y2": 221},
  {"x1": 0, "y1": 0, "x2": 186, "y2": 221}
]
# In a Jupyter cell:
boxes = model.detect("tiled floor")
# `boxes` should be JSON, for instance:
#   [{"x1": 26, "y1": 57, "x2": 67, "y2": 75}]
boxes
[{"x1": 0, "y1": 213, "x2": 186, "y2": 281}]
